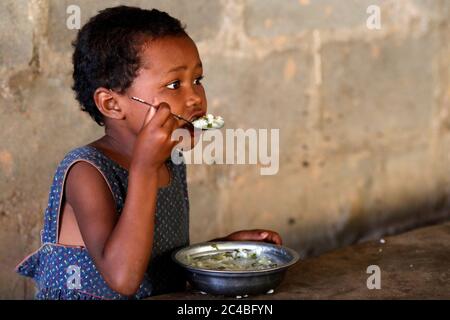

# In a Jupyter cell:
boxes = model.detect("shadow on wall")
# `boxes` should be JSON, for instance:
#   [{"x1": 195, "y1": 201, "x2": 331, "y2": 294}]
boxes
[{"x1": 292, "y1": 191, "x2": 450, "y2": 259}]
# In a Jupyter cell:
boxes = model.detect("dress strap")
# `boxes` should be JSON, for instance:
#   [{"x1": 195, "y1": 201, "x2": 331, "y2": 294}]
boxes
[{"x1": 41, "y1": 146, "x2": 128, "y2": 244}]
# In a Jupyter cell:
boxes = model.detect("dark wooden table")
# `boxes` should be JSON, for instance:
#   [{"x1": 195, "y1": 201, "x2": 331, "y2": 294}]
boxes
[{"x1": 149, "y1": 222, "x2": 450, "y2": 300}]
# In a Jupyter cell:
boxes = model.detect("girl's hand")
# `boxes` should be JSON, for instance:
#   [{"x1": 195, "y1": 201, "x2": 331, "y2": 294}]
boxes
[
  {"x1": 221, "y1": 229, "x2": 283, "y2": 245},
  {"x1": 131, "y1": 102, "x2": 182, "y2": 173}
]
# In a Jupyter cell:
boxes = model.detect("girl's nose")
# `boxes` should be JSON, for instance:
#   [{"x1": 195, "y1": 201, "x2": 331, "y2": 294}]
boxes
[{"x1": 186, "y1": 87, "x2": 203, "y2": 108}]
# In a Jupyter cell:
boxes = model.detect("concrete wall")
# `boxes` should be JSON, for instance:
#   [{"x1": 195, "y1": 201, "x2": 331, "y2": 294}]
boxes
[{"x1": 1, "y1": 0, "x2": 449, "y2": 299}]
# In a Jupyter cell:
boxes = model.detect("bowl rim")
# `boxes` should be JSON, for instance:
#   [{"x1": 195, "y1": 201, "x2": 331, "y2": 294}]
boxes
[{"x1": 171, "y1": 241, "x2": 300, "y2": 274}]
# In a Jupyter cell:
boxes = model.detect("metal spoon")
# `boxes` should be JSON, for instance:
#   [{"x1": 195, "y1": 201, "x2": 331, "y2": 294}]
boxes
[{"x1": 130, "y1": 96, "x2": 197, "y2": 129}]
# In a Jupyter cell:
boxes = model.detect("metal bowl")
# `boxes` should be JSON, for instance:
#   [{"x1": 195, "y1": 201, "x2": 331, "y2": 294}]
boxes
[{"x1": 172, "y1": 241, "x2": 300, "y2": 296}]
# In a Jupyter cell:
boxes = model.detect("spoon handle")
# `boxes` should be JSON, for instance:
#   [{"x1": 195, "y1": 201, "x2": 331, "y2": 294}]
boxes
[{"x1": 130, "y1": 96, "x2": 193, "y2": 126}]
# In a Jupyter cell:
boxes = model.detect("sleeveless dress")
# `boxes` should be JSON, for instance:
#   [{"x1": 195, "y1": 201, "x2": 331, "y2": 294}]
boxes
[{"x1": 15, "y1": 145, "x2": 190, "y2": 300}]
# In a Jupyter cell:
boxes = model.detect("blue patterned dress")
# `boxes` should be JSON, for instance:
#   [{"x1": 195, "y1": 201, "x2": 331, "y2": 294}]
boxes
[{"x1": 15, "y1": 145, "x2": 190, "y2": 299}]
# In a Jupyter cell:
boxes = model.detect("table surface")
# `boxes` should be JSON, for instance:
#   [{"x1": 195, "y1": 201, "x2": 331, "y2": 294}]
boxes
[{"x1": 148, "y1": 222, "x2": 450, "y2": 300}]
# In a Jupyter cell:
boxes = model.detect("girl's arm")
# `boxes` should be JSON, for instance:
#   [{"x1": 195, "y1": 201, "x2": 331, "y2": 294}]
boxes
[
  {"x1": 66, "y1": 162, "x2": 159, "y2": 296},
  {"x1": 66, "y1": 103, "x2": 181, "y2": 296}
]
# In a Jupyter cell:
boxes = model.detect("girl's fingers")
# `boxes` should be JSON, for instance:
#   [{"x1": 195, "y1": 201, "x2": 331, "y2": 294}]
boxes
[
  {"x1": 267, "y1": 232, "x2": 283, "y2": 245},
  {"x1": 149, "y1": 103, "x2": 172, "y2": 127},
  {"x1": 230, "y1": 230, "x2": 268, "y2": 241},
  {"x1": 142, "y1": 104, "x2": 157, "y2": 128},
  {"x1": 225, "y1": 229, "x2": 283, "y2": 245},
  {"x1": 162, "y1": 115, "x2": 179, "y2": 132},
  {"x1": 253, "y1": 230, "x2": 283, "y2": 245}
]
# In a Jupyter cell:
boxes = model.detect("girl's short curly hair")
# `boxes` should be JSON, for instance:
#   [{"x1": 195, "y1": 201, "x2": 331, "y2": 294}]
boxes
[{"x1": 72, "y1": 6, "x2": 187, "y2": 126}]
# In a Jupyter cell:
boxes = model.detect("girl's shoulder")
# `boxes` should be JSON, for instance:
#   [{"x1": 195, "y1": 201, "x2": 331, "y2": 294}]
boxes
[
  {"x1": 54, "y1": 145, "x2": 129, "y2": 211},
  {"x1": 58, "y1": 145, "x2": 128, "y2": 175},
  {"x1": 53, "y1": 145, "x2": 129, "y2": 197},
  {"x1": 61, "y1": 144, "x2": 105, "y2": 163},
  {"x1": 57, "y1": 145, "x2": 187, "y2": 186}
]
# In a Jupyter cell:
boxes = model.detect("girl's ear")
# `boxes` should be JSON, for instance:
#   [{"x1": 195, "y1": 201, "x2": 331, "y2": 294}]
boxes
[{"x1": 93, "y1": 88, "x2": 125, "y2": 121}]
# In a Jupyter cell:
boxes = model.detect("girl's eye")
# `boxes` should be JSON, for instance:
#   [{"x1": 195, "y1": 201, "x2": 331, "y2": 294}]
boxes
[
  {"x1": 166, "y1": 76, "x2": 204, "y2": 90},
  {"x1": 166, "y1": 80, "x2": 180, "y2": 90},
  {"x1": 194, "y1": 76, "x2": 204, "y2": 85}
]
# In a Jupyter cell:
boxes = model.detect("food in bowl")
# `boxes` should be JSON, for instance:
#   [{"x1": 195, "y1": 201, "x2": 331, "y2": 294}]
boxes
[
  {"x1": 172, "y1": 241, "x2": 300, "y2": 296},
  {"x1": 186, "y1": 247, "x2": 278, "y2": 271},
  {"x1": 192, "y1": 114, "x2": 224, "y2": 130}
]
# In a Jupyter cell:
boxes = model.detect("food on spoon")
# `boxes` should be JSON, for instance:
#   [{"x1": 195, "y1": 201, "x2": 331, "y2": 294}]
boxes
[{"x1": 192, "y1": 114, "x2": 225, "y2": 130}]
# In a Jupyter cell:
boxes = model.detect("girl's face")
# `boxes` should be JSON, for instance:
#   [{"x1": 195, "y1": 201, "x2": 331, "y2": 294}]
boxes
[{"x1": 120, "y1": 35, "x2": 207, "y2": 135}]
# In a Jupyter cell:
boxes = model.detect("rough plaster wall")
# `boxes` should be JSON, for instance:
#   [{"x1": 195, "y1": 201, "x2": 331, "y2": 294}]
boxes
[{"x1": 0, "y1": 0, "x2": 449, "y2": 298}]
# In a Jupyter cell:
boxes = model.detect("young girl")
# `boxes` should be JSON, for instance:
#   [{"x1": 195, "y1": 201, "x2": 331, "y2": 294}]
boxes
[{"x1": 16, "y1": 6, "x2": 282, "y2": 300}]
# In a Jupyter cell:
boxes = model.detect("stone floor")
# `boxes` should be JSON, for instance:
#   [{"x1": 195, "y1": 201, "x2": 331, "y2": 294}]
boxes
[{"x1": 149, "y1": 221, "x2": 450, "y2": 300}]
